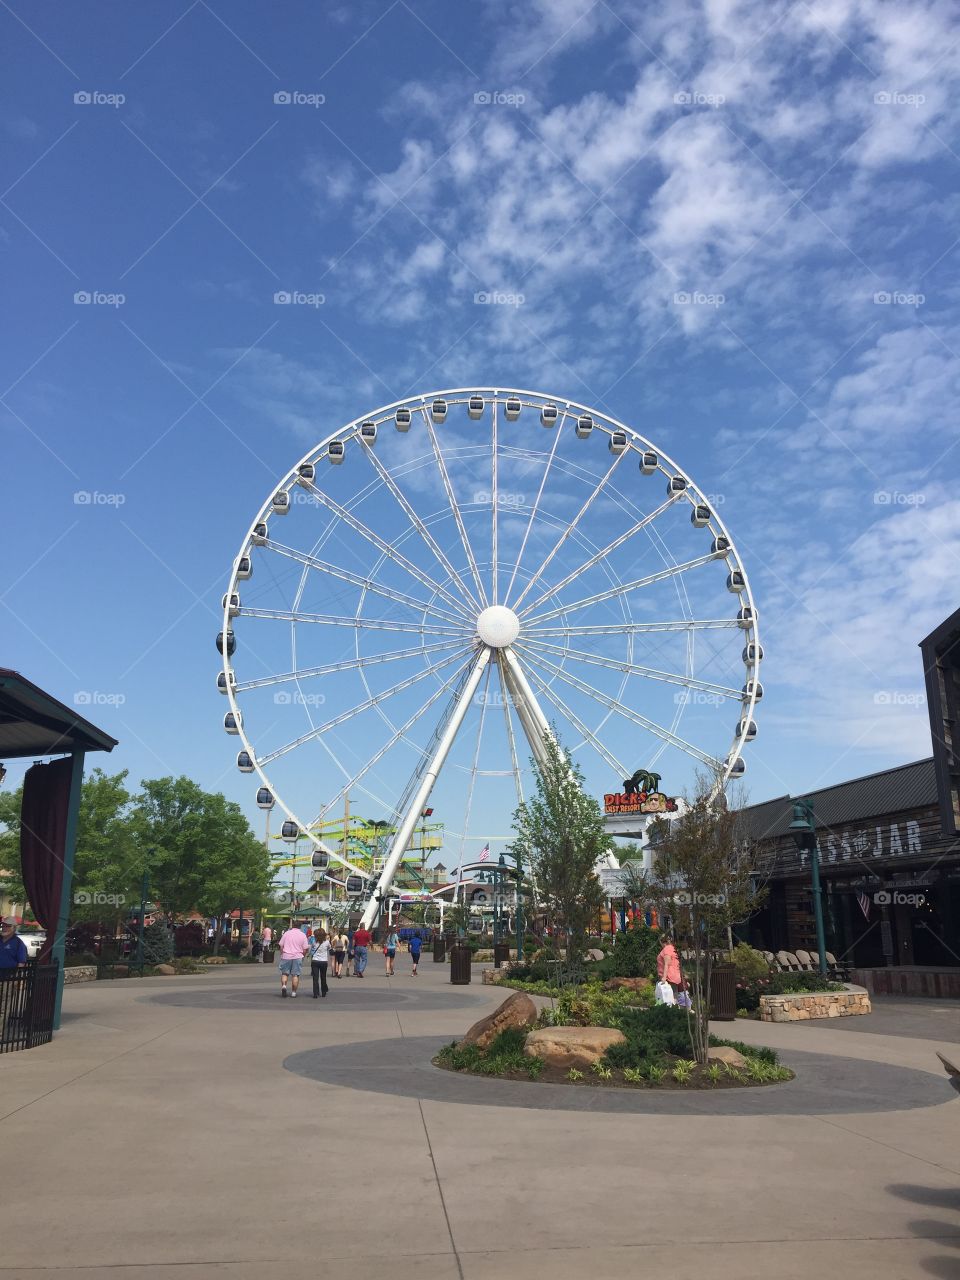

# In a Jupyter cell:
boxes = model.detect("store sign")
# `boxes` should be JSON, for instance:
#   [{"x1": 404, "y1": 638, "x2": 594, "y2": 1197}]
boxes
[
  {"x1": 604, "y1": 788, "x2": 678, "y2": 816},
  {"x1": 793, "y1": 820, "x2": 924, "y2": 868}
]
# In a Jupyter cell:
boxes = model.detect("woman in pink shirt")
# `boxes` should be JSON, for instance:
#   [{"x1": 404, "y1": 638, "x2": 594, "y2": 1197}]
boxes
[{"x1": 656, "y1": 936, "x2": 682, "y2": 996}]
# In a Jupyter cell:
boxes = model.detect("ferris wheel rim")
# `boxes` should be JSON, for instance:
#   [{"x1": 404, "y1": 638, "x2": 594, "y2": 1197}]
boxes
[{"x1": 221, "y1": 385, "x2": 762, "y2": 861}]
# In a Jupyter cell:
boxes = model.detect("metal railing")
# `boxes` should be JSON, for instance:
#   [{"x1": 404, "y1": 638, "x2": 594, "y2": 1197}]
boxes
[{"x1": 0, "y1": 962, "x2": 58, "y2": 1052}]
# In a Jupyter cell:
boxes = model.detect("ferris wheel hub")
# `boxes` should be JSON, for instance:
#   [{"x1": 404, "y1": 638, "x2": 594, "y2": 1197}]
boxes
[{"x1": 476, "y1": 604, "x2": 520, "y2": 649}]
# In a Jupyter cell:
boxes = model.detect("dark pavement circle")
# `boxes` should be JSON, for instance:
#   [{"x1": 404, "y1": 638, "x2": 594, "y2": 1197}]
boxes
[
  {"x1": 283, "y1": 1035, "x2": 958, "y2": 1116},
  {"x1": 140, "y1": 980, "x2": 480, "y2": 1014}
]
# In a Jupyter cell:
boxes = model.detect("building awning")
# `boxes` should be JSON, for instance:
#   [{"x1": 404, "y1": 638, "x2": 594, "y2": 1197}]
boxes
[{"x1": 0, "y1": 668, "x2": 118, "y2": 759}]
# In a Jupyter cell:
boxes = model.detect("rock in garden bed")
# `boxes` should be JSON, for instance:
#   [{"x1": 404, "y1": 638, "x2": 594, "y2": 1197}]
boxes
[
  {"x1": 523, "y1": 1025, "x2": 626, "y2": 1070},
  {"x1": 461, "y1": 992, "x2": 538, "y2": 1049}
]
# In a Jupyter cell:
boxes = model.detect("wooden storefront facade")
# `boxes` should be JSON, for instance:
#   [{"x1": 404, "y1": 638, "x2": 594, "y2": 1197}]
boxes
[{"x1": 741, "y1": 759, "x2": 960, "y2": 973}]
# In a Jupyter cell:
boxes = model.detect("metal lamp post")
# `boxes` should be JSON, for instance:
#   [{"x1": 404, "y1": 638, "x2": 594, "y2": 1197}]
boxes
[{"x1": 788, "y1": 799, "x2": 828, "y2": 976}]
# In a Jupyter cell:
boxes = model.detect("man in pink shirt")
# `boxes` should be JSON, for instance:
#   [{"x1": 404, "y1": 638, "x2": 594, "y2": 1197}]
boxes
[{"x1": 277, "y1": 924, "x2": 310, "y2": 997}]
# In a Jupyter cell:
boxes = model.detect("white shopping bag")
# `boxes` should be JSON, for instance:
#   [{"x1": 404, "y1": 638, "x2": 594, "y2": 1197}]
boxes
[{"x1": 655, "y1": 980, "x2": 676, "y2": 1005}]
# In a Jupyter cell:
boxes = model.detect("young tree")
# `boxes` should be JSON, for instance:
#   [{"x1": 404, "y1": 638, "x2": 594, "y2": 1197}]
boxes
[
  {"x1": 646, "y1": 774, "x2": 765, "y2": 1064},
  {"x1": 508, "y1": 734, "x2": 610, "y2": 977}
]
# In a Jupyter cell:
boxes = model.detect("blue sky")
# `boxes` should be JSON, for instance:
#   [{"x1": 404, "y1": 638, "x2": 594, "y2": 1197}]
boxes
[{"x1": 3, "y1": 0, "x2": 959, "y2": 864}]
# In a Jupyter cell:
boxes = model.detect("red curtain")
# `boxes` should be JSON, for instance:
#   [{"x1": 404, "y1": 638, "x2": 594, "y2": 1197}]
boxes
[{"x1": 20, "y1": 757, "x2": 73, "y2": 963}]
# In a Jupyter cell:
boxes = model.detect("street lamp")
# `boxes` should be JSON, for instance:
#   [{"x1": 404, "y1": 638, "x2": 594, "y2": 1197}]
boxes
[{"x1": 788, "y1": 799, "x2": 828, "y2": 976}]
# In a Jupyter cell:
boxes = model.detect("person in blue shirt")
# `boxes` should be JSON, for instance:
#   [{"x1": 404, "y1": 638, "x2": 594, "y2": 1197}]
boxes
[
  {"x1": 409, "y1": 932, "x2": 423, "y2": 976},
  {"x1": 0, "y1": 918, "x2": 28, "y2": 970}
]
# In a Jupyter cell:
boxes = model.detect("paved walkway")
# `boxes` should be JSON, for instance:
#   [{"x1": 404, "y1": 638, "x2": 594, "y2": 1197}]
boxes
[{"x1": 1, "y1": 961, "x2": 958, "y2": 1279}]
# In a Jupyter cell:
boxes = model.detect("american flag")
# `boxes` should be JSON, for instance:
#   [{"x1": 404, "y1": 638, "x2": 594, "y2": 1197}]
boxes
[
  {"x1": 857, "y1": 890, "x2": 871, "y2": 921},
  {"x1": 478, "y1": 843, "x2": 490, "y2": 862}
]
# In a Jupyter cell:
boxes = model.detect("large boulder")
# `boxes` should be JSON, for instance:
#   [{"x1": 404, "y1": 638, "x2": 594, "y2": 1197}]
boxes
[
  {"x1": 707, "y1": 1045, "x2": 748, "y2": 1069},
  {"x1": 602, "y1": 976, "x2": 652, "y2": 993},
  {"x1": 155, "y1": 963, "x2": 176, "y2": 976},
  {"x1": 524, "y1": 1025, "x2": 626, "y2": 1070},
  {"x1": 461, "y1": 991, "x2": 538, "y2": 1050},
  {"x1": 585, "y1": 948, "x2": 605, "y2": 962}
]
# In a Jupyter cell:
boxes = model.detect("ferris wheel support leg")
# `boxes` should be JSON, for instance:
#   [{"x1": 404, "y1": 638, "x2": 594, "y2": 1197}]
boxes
[
  {"x1": 360, "y1": 648, "x2": 491, "y2": 929},
  {"x1": 500, "y1": 646, "x2": 556, "y2": 771}
]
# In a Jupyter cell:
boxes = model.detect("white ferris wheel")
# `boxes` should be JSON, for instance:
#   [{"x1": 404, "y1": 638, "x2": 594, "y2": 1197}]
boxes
[{"x1": 218, "y1": 388, "x2": 761, "y2": 927}]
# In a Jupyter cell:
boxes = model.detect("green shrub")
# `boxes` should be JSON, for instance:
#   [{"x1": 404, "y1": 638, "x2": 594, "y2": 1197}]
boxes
[
  {"x1": 602, "y1": 1004, "x2": 693, "y2": 1068},
  {"x1": 436, "y1": 1027, "x2": 541, "y2": 1080},
  {"x1": 548, "y1": 980, "x2": 651, "y2": 1028},
  {"x1": 731, "y1": 943, "x2": 770, "y2": 981},
  {"x1": 709, "y1": 1036, "x2": 779, "y2": 1066},
  {"x1": 736, "y1": 969, "x2": 841, "y2": 1011},
  {"x1": 596, "y1": 925, "x2": 660, "y2": 981}
]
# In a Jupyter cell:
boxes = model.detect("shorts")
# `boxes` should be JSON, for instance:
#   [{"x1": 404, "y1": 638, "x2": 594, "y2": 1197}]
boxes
[
  {"x1": 410, "y1": 951, "x2": 421, "y2": 962},
  {"x1": 279, "y1": 958, "x2": 302, "y2": 977},
  {"x1": 386, "y1": 948, "x2": 396, "y2": 957},
  {"x1": 333, "y1": 951, "x2": 345, "y2": 962}
]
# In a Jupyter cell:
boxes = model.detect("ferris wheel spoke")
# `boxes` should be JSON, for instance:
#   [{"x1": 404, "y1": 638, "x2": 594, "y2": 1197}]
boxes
[
  {"x1": 519, "y1": 659, "x2": 630, "y2": 779},
  {"x1": 503, "y1": 423, "x2": 562, "y2": 605},
  {"x1": 359, "y1": 444, "x2": 482, "y2": 613},
  {"x1": 257, "y1": 647, "x2": 472, "y2": 766},
  {"x1": 491, "y1": 398, "x2": 499, "y2": 605},
  {"x1": 300, "y1": 478, "x2": 476, "y2": 622},
  {"x1": 234, "y1": 639, "x2": 467, "y2": 692},
  {"x1": 236, "y1": 607, "x2": 466, "y2": 637},
  {"x1": 265, "y1": 539, "x2": 472, "y2": 628},
  {"x1": 307, "y1": 652, "x2": 476, "y2": 828},
  {"x1": 520, "y1": 637, "x2": 743, "y2": 699},
  {"x1": 511, "y1": 452, "x2": 629, "y2": 612},
  {"x1": 525, "y1": 619, "x2": 740, "y2": 638},
  {"x1": 519, "y1": 495, "x2": 680, "y2": 618},
  {"x1": 513, "y1": 646, "x2": 722, "y2": 770},
  {"x1": 422, "y1": 408, "x2": 489, "y2": 609},
  {"x1": 525, "y1": 552, "x2": 721, "y2": 626}
]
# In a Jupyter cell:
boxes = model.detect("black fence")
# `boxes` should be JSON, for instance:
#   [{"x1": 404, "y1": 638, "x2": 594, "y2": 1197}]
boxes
[{"x1": 0, "y1": 962, "x2": 58, "y2": 1052}]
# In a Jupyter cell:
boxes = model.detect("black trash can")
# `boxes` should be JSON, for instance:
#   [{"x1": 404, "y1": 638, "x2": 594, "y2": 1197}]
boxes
[
  {"x1": 709, "y1": 965, "x2": 737, "y2": 1021},
  {"x1": 493, "y1": 942, "x2": 510, "y2": 969},
  {"x1": 432, "y1": 935, "x2": 446, "y2": 963},
  {"x1": 449, "y1": 942, "x2": 472, "y2": 985}
]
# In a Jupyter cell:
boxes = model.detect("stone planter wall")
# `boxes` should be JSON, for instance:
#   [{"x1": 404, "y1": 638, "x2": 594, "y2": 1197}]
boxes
[
  {"x1": 759, "y1": 984, "x2": 871, "y2": 1022},
  {"x1": 63, "y1": 965, "x2": 98, "y2": 984}
]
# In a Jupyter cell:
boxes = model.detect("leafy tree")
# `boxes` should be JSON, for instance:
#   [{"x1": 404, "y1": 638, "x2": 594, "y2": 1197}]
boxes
[
  {"x1": 130, "y1": 777, "x2": 272, "y2": 931},
  {"x1": 193, "y1": 793, "x2": 273, "y2": 953},
  {"x1": 0, "y1": 784, "x2": 26, "y2": 908},
  {"x1": 646, "y1": 774, "x2": 765, "y2": 1064},
  {"x1": 508, "y1": 734, "x2": 610, "y2": 976},
  {"x1": 72, "y1": 769, "x2": 137, "y2": 924}
]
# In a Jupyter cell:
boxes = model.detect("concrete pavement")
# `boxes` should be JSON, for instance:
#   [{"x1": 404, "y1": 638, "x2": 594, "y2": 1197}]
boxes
[{"x1": 0, "y1": 959, "x2": 958, "y2": 1279}]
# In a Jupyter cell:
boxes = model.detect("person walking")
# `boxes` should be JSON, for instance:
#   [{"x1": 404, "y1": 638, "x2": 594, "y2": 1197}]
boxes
[
  {"x1": 384, "y1": 926, "x2": 399, "y2": 976},
  {"x1": 351, "y1": 923, "x2": 372, "y2": 977},
  {"x1": 408, "y1": 931, "x2": 422, "y2": 976},
  {"x1": 277, "y1": 923, "x2": 310, "y2": 997},
  {"x1": 310, "y1": 929, "x2": 330, "y2": 998},
  {"x1": 330, "y1": 929, "x2": 348, "y2": 978},
  {"x1": 656, "y1": 935, "x2": 682, "y2": 998},
  {"x1": 260, "y1": 924, "x2": 272, "y2": 963}
]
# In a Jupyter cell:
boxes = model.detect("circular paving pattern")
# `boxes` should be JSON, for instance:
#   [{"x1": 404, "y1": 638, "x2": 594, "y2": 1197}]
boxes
[
  {"x1": 141, "y1": 980, "x2": 479, "y2": 1014},
  {"x1": 283, "y1": 1035, "x2": 956, "y2": 1116}
]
